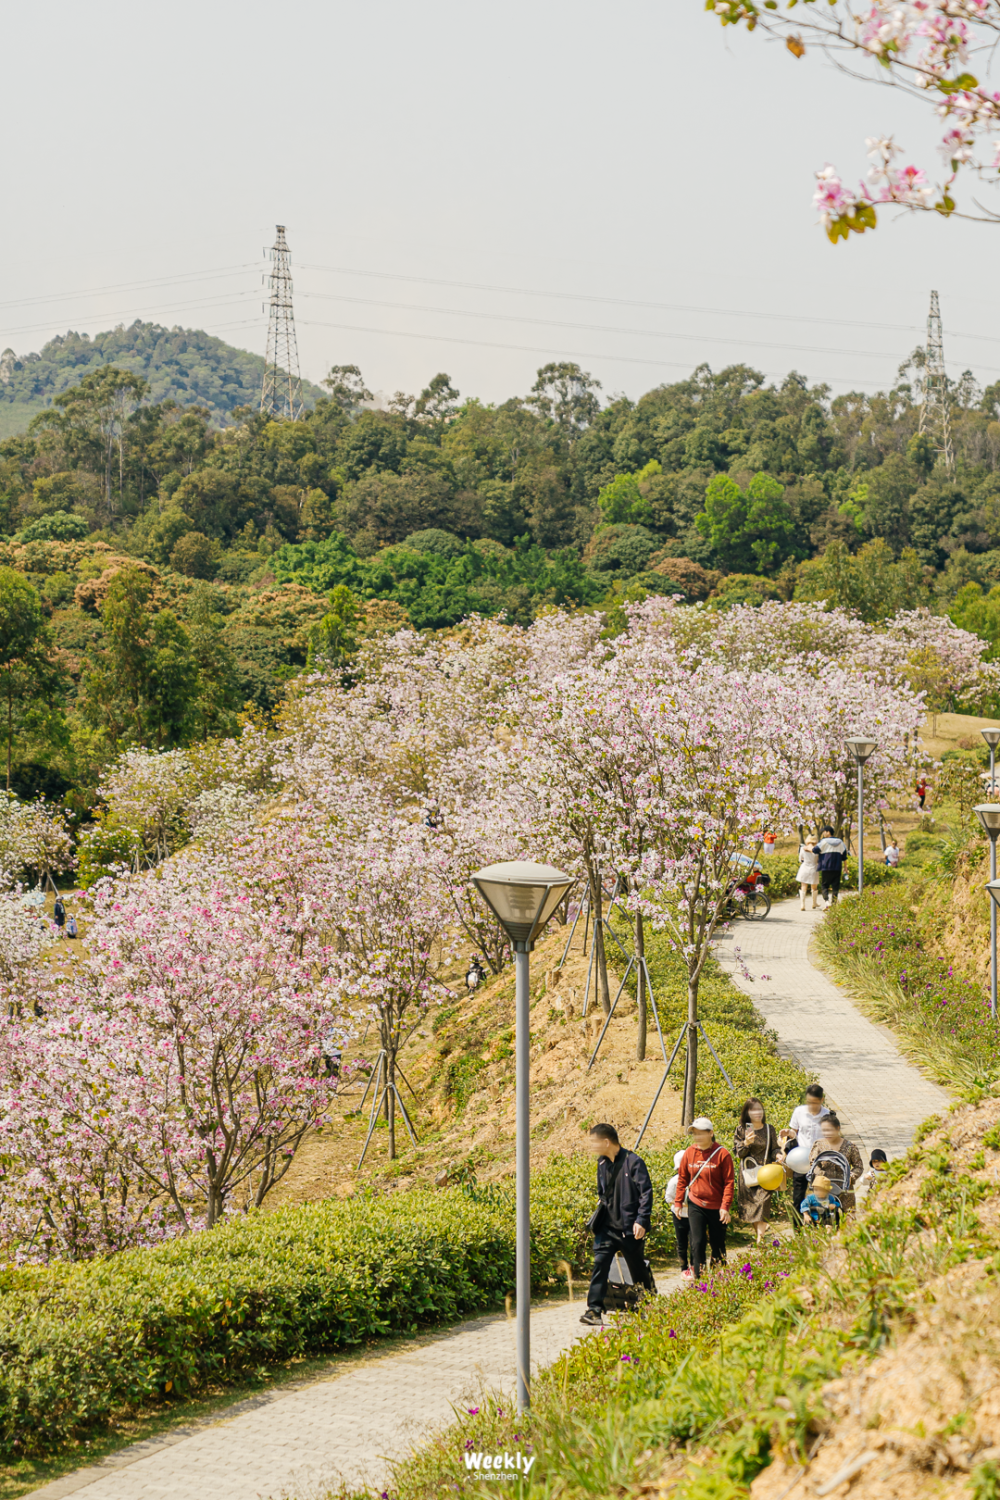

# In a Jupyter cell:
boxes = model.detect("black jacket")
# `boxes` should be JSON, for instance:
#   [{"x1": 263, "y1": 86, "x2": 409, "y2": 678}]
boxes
[
  {"x1": 815, "y1": 837, "x2": 848, "y2": 874},
  {"x1": 595, "y1": 1149, "x2": 653, "y2": 1233}
]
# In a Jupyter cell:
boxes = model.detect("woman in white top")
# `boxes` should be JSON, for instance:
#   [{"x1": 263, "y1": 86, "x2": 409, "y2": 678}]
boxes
[{"x1": 796, "y1": 837, "x2": 820, "y2": 910}]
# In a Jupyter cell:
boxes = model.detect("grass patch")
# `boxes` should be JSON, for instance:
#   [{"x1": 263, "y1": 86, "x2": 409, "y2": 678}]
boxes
[{"x1": 814, "y1": 884, "x2": 1000, "y2": 1091}]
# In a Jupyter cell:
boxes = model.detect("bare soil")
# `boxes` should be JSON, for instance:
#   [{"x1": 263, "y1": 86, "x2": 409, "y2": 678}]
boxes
[{"x1": 267, "y1": 917, "x2": 683, "y2": 1207}]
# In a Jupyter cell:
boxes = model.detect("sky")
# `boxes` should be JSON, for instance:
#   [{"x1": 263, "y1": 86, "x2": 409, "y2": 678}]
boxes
[{"x1": 3, "y1": 0, "x2": 999, "y2": 408}]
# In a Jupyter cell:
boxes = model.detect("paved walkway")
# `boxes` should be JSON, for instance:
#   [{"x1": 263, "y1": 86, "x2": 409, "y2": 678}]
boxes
[
  {"x1": 713, "y1": 896, "x2": 950, "y2": 1160},
  {"x1": 32, "y1": 1287, "x2": 681, "y2": 1500}
]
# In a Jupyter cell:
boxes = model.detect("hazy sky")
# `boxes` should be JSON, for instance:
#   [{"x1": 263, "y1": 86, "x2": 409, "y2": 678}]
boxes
[{"x1": 4, "y1": 0, "x2": 998, "y2": 407}]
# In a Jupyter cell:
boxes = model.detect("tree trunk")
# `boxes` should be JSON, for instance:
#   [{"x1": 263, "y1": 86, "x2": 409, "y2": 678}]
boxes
[
  {"x1": 682, "y1": 974, "x2": 699, "y2": 1126},
  {"x1": 635, "y1": 907, "x2": 647, "y2": 1062},
  {"x1": 593, "y1": 876, "x2": 611, "y2": 1015},
  {"x1": 387, "y1": 1062, "x2": 397, "y2": 1160}
]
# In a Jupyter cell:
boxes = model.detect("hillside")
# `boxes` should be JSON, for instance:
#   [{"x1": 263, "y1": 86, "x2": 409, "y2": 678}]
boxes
[{"x1": 0, "y1": 321, "x2": 326, "y2": 435}]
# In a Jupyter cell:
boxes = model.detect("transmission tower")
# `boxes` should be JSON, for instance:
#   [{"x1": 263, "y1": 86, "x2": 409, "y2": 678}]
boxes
[
  {"x1": 260, "y1": 225, "x2": 303, "y2": 421},
  {"x1": 918, "y1": 289, "x2": 954, "y2": 474}
]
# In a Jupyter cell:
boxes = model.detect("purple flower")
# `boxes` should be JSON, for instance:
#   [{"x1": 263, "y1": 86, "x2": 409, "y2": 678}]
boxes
[{"x1": 467, "y1": 1407, "x2": 479, "y2": 1415}]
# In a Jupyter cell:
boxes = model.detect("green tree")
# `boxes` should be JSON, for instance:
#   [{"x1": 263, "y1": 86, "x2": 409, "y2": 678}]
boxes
[
  {"x1": 529, "y1": 363, "x2": 602, "y2": 438},
  {"x1": 0, "y1": 568, "x2": 64, "y2": 791},
  {"x1": 32, "y1": 367, "x2": 149, "y2": 524},
  {"x1": 597, "y1": 460, "x2": 661, "y2": 524},
  {"x1": 696, "y1": 472, "x2": 796, "y2": 572},
  {"x1": 795, "y1": 539, "x2": 928, "y2": 621},
  {"x1": 308, "y1": 584, "x2": 362, "y2": 669},
  {"x1": 82, "y1": 568, "x2": 200, "y2": 750}
]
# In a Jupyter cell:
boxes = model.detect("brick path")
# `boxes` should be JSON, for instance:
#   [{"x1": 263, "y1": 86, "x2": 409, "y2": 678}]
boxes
[
  {"x1": 713, "y1": 896, "x2": 950, "y2": 1160},
  {"x1": 31, "y1": 1282, "x2": 682, "y2": 1500}
]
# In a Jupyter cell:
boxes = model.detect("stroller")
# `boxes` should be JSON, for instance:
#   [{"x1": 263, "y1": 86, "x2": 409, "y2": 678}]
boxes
[
  {"x1": 604, "y1": 1251, "x2": 657, "y2": 1311},
  {"x1": 808, "y1": 1149, "x2": 852, "y2": 1196}
]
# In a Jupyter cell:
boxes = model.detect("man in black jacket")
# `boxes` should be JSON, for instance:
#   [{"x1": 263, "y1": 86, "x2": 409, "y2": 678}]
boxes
[
  {"x1": 815, "y1": 827, "x2": 848, "y2": 908},
  {"x1": 580, "y1": 1122, "x2": 654, "y2": 1325}
]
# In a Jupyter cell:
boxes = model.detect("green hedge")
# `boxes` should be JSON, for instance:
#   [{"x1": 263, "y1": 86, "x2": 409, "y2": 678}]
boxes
[
  {"x1": 0, "y1": 1169, "x2": 597, "y2": 1461},
  {"x1": 761, "y1": 853, "x2": 894, "y2": 900}
]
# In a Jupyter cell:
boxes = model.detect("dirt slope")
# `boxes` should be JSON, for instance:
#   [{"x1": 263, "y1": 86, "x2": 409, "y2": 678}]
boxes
[{"x1": 268, "y1": 918, "x2": 682, "y2": 1206}]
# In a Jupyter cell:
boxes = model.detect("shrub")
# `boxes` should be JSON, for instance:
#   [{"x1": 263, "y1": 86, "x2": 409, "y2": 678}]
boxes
[
  {"x1": 0, "y1": 1175, "x2": 600, "y2": 1461},
  {"x1": 399, "y1": 528, "x2": 466, "y2": 558},
  {"x1": 761, "y1": 853, "x2": 893, "y2": 899},
  {"x1": 16, "y1": 511, "x2": 89, "y2": 544},
  {"x1": 170, "y1": 531, "x2": 221, "y2": 579},
  {"x1": 582, "y1": 524, "x2": 660, "y2": 577}
]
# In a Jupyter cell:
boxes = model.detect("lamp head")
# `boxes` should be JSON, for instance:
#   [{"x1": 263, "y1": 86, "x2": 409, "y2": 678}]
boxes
[
  {"x1": 974, "y1": 804, "x2": 1000, "y2": 839},
  {"x1": 471, "y1": 861, "x2": 574, "y2": 951},
  {"x1": 988, "y1": 877, "x2": 1000, "y2": 910},
  {"x1": 846, "y1": 736, "x2": 877, "y2": 765},
  {"x1": 982, "y1": 728, "x2": 1000, "y2": 750}
]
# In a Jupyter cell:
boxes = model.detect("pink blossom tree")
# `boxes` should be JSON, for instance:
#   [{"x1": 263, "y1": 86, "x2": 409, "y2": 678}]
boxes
[{"x1": 706, "y1": 0, "x2": 1000, "y2": 237}]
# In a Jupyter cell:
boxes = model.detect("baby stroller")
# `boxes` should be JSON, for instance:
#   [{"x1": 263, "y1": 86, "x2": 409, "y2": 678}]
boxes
[
  {"x1": 808, "y1": 1149, "x2": 852, "y2": 1196},
  {"x1": 604, "y1": 1251, "x2": 657, "y2": 1311}
]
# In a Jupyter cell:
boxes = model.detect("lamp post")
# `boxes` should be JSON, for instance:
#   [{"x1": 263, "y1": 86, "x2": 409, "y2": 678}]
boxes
[
  {"x1": 982, "y1": 727, "x2": 1000, "y2": 798},
  {"x1": 470, "y1": 860, "x2": 574, "y2": 1412},
  {"x1": 986, "y1": 880, "x2": 1000, "y2": 1022},
  {"x1": 976, "y1": 806, "x2": 1000, "y2": 1021},
  {"x1": 846, "y1": 737, "x2": 877, "y2": 895}
]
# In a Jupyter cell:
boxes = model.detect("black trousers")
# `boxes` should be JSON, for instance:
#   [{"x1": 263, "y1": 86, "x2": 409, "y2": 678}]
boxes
[
  {"x1": 820, "y1": 870, "x2": 842, "y2": 904},
  {"x1": 673, "y1": 1213, "x2": 690, "y2": 1269},
  {"x1": 792, "y1": 1172, "x2": 808, "y2": 1223},
  {"x1": 687, "y1": 1201, "x2": 727, "y2": 1277},
  {"x1": 587, "y1": 1229, "x2": 649, "y2": 1309}
]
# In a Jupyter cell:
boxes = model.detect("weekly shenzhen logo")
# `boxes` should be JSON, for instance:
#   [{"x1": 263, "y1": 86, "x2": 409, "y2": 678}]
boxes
[{"x1": 463, "y1": 1450, "x2": 537, "y2": 1481}]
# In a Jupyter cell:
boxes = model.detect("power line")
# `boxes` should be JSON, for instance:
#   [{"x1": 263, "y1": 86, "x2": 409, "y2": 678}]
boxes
[
  {"x1": 297, "y1": 315, "x2": 1000, "y2": 382},
  {"x1": 0, "y1": 293, "x2": 256, "y2": 343},
  {"x1": 299, "y1": 259, "x2": 996, "y2": 348},
  {"x1": 299, "y1": 289, "x2": 929, "y2": 364},
  {"x1": 0, "y1": 264, "x2": 256, "y2": 316}
]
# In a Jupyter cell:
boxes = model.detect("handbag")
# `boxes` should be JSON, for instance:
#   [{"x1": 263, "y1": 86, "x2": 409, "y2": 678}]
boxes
[
  {"x1": 680, "y1": 1146, "x2": 721, "y2": 1219},
  {"x1": 742, "y1": 1159, "x2": 760, "y2": 1187}
]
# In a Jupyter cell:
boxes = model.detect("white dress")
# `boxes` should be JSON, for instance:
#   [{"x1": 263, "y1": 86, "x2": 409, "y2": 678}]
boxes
[{"x1": 795, "y1": 845, "x2": 820, "y2": 885}]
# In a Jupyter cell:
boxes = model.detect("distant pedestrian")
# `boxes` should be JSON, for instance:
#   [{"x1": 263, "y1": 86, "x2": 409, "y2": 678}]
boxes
[
  {"x1": 777, "y1": 1083, "x2": 829, "y2": 1223},
  {"x1": 795, "y1": 837, "x2": 820, "y2": 911},
  {"x1": 808, "y1": 1114, "x2": 863, "y2": 1213},
  {"x1": 664, "y1": 1149, "x2": 689, "y2": 1274},
  {"x1": 674, "y1": 1116, "x2": 734, "y2": 1281},
  {"x1": 53, "y1": 897, "x2": 65, "y2": 936},
  {"x1": 580, "y1": 1123, "x2": 653, "y2": 1325},
  {"x1": 734, "y1": 1098, "x2": 779, "y2": 1245},
  {"x1": 66, "y1": 914, "x2": 78, "y2": 939},
  {"x1": 884, "y1": 841, "x2": 900, "y2": 871},
  {"x1": 815, "y1": 827, "x2": 848, "y2": 907},
  {"x1": 916, "y1": 777, "x2": 928, "y2": 810}
]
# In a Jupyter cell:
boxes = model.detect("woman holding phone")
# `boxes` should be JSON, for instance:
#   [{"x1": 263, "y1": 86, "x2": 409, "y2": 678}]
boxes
[{"x1": 734, "y1": 1097, "x2": 779, "y2": 1244}]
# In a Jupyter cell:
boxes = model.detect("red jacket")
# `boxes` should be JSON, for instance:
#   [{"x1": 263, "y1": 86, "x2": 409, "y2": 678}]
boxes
[{"x1": 675, "y1": 1141, "x2": 735, "y2": 1212}]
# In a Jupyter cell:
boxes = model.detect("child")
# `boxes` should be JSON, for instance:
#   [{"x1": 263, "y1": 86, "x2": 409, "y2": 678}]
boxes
[
  {"x1": 665, "y1": 1150, "x2": 689, "y2": 1276},
  {"x1": 800, "y1": 1172, "x2": 841, "y2": 1229},
  {"x1": 859, "y1": 1149, "x2": 888, "y2": 1188},
  {"x1": 66, "y1": 914, "x2": 78, "y2": 940}
]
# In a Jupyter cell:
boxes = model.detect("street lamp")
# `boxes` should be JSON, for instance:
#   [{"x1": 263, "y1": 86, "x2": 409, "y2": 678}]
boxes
[
  {"x1": 846, "y1": 737, "x2": 877, "y2": 895},
  {"x1": 986, "y1": 880, "x2": 1000, "y2": 1022},
  {"x1": 470, "y1": 860, "x2": 574, "y2": 1412},
  {"x1": 976, "y1": 806, "x2": 1000, "y2": 1021},
  {"x1": 982, "y1": 727, "x2": 1000, "y2": 798}
]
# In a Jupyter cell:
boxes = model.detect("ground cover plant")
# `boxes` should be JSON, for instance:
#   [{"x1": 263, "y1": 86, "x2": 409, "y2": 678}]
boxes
[
  {"x1": 815, "y1": 883, "x2": 1000, "y2": 1090},
  {"x1": 347, "y1": 1094, "x2": 1000, "y2": 1500},
  {"x1": 0, "y1": 1161, "x2": 607, "y2": 1463}
]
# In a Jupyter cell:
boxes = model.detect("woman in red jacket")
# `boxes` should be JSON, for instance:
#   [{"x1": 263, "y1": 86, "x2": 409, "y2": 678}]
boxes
[{"x1": 673, "y1": 1116, "x2": 735, "y2": 1281}]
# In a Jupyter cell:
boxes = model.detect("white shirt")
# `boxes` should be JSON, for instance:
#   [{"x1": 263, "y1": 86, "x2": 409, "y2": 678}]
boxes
[{"x1": 788, "y1": 1103, "x2": 830, "y2": 1151}]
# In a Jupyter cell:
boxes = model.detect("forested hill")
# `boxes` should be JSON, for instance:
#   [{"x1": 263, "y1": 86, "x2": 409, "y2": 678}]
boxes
[{"x1": 0, "y1": 322, "x2": 326, "y2": 436}]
